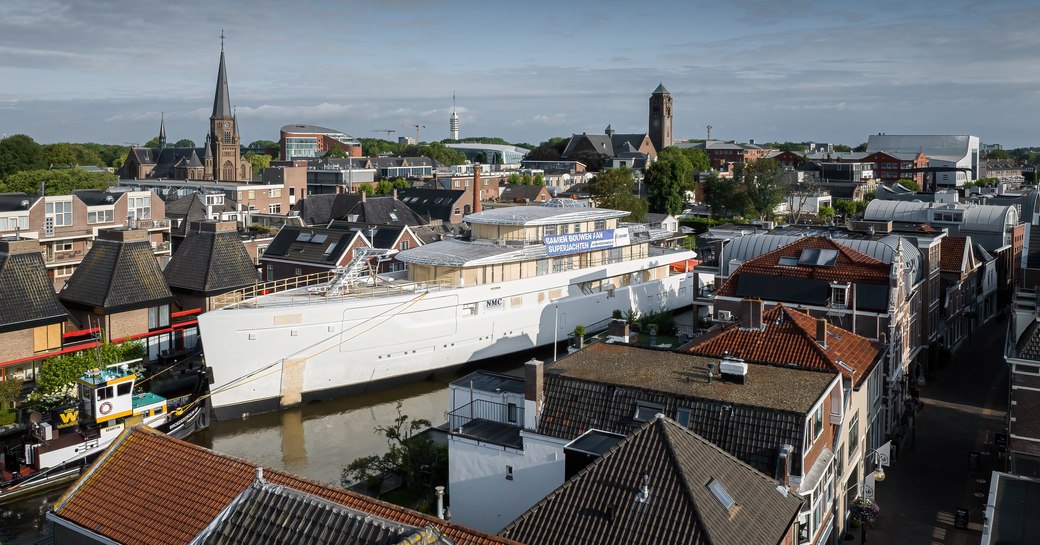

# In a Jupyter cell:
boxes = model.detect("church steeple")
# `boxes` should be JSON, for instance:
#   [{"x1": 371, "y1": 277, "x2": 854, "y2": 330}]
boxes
[
  {"x1": 211, "y1": 30, "x2": 232, "y2": 121},
  {"x1": 158, "y1": 112, "x2": 167, "y2": 153}
]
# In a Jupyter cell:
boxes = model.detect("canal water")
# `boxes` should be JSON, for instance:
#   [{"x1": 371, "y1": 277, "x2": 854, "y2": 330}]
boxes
[{"x1": 0, "y1": 355, "x2": 531, "y2": 544}]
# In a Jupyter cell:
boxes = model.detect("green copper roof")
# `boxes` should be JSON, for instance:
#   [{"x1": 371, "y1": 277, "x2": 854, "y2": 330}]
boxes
[{"x1": 652, "y1": 82, "x2": 670, "y2": 94}]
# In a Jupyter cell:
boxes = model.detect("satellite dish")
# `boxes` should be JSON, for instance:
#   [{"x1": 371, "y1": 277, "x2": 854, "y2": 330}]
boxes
[{"x1": 29, "y1": 411, "x2": 43, "y2": 424}]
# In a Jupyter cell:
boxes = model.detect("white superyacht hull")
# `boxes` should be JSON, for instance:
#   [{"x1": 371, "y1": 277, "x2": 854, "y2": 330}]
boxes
[{"x1": 198, "y1": 251, "x2": 696, "y2": 420}]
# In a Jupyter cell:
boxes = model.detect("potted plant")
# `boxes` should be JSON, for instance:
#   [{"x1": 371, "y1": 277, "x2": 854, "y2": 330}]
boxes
[{"x1": 573, "y1": 325, "x2": 586, "y2": 349}]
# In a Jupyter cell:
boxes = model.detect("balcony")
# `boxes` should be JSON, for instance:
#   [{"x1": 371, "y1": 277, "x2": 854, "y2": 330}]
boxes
[
  {"x1": 136, "y1": 219, "x2": 171, "y2": 230},
  {"x1": 152, "y1": 241, "x2": 172, "y2": 253},
  {"x1": 447, "y1": 399, "x2": 524, "y2": 449},
  {"x1": 44, "y1": 250, "x2": 85, "y2": 264}
]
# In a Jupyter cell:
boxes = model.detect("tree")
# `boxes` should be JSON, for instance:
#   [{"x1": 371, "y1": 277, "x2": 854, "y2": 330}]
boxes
[
  {"x1": 1, "y1": 169, "x2": 115, "y2": 195},
  {"x1": 359, "y1": 138, "x2": 405, "y2": 157},
  {"x1": 533, "y1": 173, "x2": 545, "y2": 186},
  {"x1": 524, "y1": 137, "x2": 568, "y2": 161},
  {"x1": 0, "y1": 134, "x2": 45, "y2": 180},
  {"x1": 570, "y1": 150, "x2": 605, "y2": 172},
  {"x1": 703, "y1": 171, "x2": 748, "y2": 218},
  {"x1": 342, "y1": 402, "x2": 446, "y2": 498},
  {"x1": 173, "y1": 138, "x2": 196, "y2": 148},
  {"x1": 521, "y1": 173, "x2": 533, "y2": 185},
  {"x1": 42, "y1": 143, "x2": 103, "y2": 167},
  {"x1": 31, "y1": 342, "x2": 144, "y2": 406},
  {"x1": 392, "y1": 178, "x2": 411, "y2": 190},
  {"x1": 986, "y1": 149, "x2": 1011, "y2": 160},
  {"x1": 818, "y1": 205, "x2": 835, "y2": 221},
  {"x1": 833, "y1": 199, "x2": 858, "y2": 218},
  {"x1": 249, "y1": 139, "x2": 278, "y2": 150},
  {"x1": 417, "y1": 142, "x2": 465, "y2": 165},
  {"x1": 590, "y1": 167, "x2": 647, "y2": 221},
  {"x1": 737, "y1": 158, "x2": 789, "y2": 219},
  {"x1": 244, "y1": 152, "x2": 271, "y2": 178},
  {"x1": 833, "y1": 144, "x2": 852, "y2": 152},
  {"x1": 372, "y1": 180, "x2": 395, "y2": 196},
  {"x1": 645, "y1": 148, "x2": 693, "y2": 215},
  {"x1": 144, "y1": 136, "x2": 162, "y2": 148},
  {"x1": 853, "y1": 143, "x2": 868, "y2": 152},
  {"x1": 895, "y1": 179, "x2": 920, "y2": 192},
  {"x1": 507, "y1": 173, "x2": 522, "y2": 185}
]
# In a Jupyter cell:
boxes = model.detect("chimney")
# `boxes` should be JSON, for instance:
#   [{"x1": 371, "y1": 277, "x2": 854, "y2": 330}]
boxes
[
  {"x1": 255, "y1": 466, "x2": 264, "y2": 481},
  {"x1": 361, "y1": 190, "x2": 366, "y2": 203},
  {"x1": 774, "y1": 444, "x2": 793, "y2": 487},
  {"x1": 0, "y1": 237, "x2": 42, "y2": 256},
  {"x1": 472, "y1": 164, "x2": 483, "y2": 214},
  {"x1": 816, "y1": 318, "x2": 827, "y2": 347},
  {"x1": 98, "y1": 228, "x2": 148, "y2": 243},
  {"x1": 435, "y1": 486, "x2": 446, "y2": 519},
  {"x1": 740, "y1": 298, "x2": 764, "y2": 330},
  {"x1": 523, "y1": 358, "x2": 543, "y2": 430},
  {"x1": 392, "y1": 188, "x2": 398, "y2": 200}
]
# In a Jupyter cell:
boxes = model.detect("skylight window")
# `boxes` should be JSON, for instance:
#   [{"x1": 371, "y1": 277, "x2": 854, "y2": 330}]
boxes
[
  {"x1": 310, "y1": 234, "x2": 328, "y2": 244},
  {"x1": 633, "y1": 402, "x2": 664, "y2": 422},
  {"x1": 295, "y1": 232, "x2": 313, "y2": 242},
  {"x1": 707, "y1": 478, "x2": 736, "y2": 512},
  {"x1": 389, "y1": 211, "x2": 399, "y2": 221}
]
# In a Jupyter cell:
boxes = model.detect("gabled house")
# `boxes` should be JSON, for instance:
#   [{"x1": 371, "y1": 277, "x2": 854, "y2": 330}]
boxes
[
  {"x1": 58, "y1": 229, "x2": 175, "y2": 352},
  {"x1": 397, "y1": 188, "x2": 468, "y2": 224},
  {"x1": 447, "y1": 343, "x2": 842, "y2": 544},
  {"x1": 258, "y1": 223, "x2": 423, "y2": 281},
  {"x1": 561, "y1": 127, "x2": 658, "y2": 167},
  {"x1": 498, "y1": 184, "x2": 551, "y2": 205},
  {"x1": 684, "y1": 301, "x2": 886, "y2": 540},
  {"x1": 938, "y1": 236, "x2": 980, "y2": 349},
  {"x1": 163, "y1": 221, "x2": 259, "y2": 312},
  {"x1": 48, "y1": 425, "x2": 519, "y2": 545},
  {"x1": 0, "y1": 237, "x2": 69, "y2": 382},
  {"x1": 500, "y1": 416, "x2": 804, "y2": 545},
  {"x1": 713, "y1": 236, "x2": 919, "y2": 441}
]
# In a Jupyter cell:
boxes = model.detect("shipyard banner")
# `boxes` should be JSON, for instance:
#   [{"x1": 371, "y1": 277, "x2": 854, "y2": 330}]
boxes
[{"x1": 544, "y1": 229, "x2": 616, "y2": 256}]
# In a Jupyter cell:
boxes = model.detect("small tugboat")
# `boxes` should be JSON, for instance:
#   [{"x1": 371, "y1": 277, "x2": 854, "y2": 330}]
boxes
[{"x1": 0, "y1": 362, "x2": 207, "y2": 503}]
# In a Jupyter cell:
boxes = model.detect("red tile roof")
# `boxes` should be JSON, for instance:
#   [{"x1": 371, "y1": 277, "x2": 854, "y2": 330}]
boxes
[
  {"x1": 52, "y1": 426, "x2": 519, "y2": 545},
  {"x1": 940, "y1": 236, "x2": 968, "y2": 272},
  {"x1": 716, "y1": 237, "x2": 890, "y2": 297},
  {"x1": 685, "y1": 304, "x2": 882, "y2": 387}
]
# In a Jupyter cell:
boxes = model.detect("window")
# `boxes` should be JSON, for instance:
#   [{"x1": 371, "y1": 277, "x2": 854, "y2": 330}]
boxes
[
  {"x1": 453, "y1": 208, "x2": 460, "y2": 215},
  {"x1": 848, "y1": 411, "x2": 860, "y2": 459},
  {"x1": 266, "y1": 265, "x2": 274, "y2": 280},
  {"x1": 54, "y1": 265, "x2": 76, "y2": 277},
  {"x1": 45, "y1": 199, "x2": 73, "y2": 226},
  {"x1": 97, "y1": 386, "x2": 114, "y2": 400},
  {"x1": 633, "y1": 401, "x2": 664, "y2": 422},
  {"x1": 544, "y1": 224, "x2": 557, "y2": 237},
  {"x1": 248, "y1": 190, "x2": 256, "y2": 199},
  {"x1": 508, "y1": 403, "x2": 518, "y2": 423},
  {"x1": 295, "y1": 267, "x2": 303, "y2": 276},
  {"x1": 831, "y1": 285, "x2": 847, "y2": 308},
  {"x1": 505, "y1": 466, "x2": 514, "y2": 480},
  {"x1": 454, "y1": 181, "x2": 461, "y2": 188},
  {"x1": 53, "y1": 241, "x2": 73, "y2": 252},
  {"x1": 148, "y1": 304, "x2": 170, "y2": 330},
  {"x1": 88, "y1": 209, "x2": 114, "y2": 224},
  {"x1": 268, "y1": 188, "x2": 282, "y2": 198},
  {"x1": 400, "y1": 240, "x2": 410, "y2": 251},
  {"x1": 573, "y1": 223, "x2": 581, "y2": 233},
  {"x1": 813, "y1": 406, "x2": 823, "y2": 439},
  {"x1": 117, "y1": 383, "x2": 132, "y2": 396},
  {"x1": 536, "y1": 259, "x2": 549, "y2": 276},
  {"x1": 33, "y1": 323, "x2": 61, "y2": 352},
  {"x1": 676, "y1": 407, "x2": 691, "y2": 427},
  {"x1": 268, "y1": 204, "x2": 281, "y2": 214},
  {"x1": 129, "y1": 196, "x2": 151, "y2": 220}
]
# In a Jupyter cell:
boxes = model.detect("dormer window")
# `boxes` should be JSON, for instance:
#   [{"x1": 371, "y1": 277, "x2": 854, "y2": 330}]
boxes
[
  {"x1": 633, "y1": 401, "x2": 664, "y2": 422},
  {"x1": 830, "y1": 284, "x2": 849, "y2": 309}
]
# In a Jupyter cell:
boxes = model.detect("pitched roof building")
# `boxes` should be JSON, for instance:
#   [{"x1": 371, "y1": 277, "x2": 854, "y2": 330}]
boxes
[
  {"x1": 49, "y1": 426, "x2": 519, "y2": 545},
  {"x1": 163, "y1": 221, "x2": 259, "y2": 311},
  {"x1": 0, "y1": 237, "x2": 69, "y2": 381},
  {"x1": 500, "y1": 416, "x2": 802, "y2": 545}
]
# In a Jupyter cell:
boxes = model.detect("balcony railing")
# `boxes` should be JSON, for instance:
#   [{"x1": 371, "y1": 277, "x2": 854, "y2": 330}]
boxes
[
  {"x1": 152, "y1": 241, "x2": 171, "y2": 253},
  {"x1": 447, "y1": 399, "x2": 523, "y2": 432},
  {"x1": 136, "y1": 219, "x2": 171, "y2": 230},
  {"x1": 44, "y1": 250, "x2": 85, "y2": 264}
]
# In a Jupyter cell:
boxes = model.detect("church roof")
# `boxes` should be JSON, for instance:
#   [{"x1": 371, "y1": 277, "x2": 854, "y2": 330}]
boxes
[
  {"x1": 652, "y1": 82, "x2": 670, "y2": 95},
  {"x1": 212, "y1": 49, "x2": 232, "y2": 120}
]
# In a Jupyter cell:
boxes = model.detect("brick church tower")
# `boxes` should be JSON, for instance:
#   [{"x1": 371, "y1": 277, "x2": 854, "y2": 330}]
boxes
[
  {"x1": 648, "y1": 83, "x2": 673, "y2": 152},
  {"x1": 209, "y1": 36, "x2": 249, "y2": 182}
]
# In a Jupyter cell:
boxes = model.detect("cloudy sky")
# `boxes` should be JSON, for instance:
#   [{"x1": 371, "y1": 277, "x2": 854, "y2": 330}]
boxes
[{"x1": 1, "y1": 0, "x2": 1038, "y2": 149}]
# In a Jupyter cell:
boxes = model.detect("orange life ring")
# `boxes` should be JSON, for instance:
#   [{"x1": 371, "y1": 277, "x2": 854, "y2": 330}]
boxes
[{"x1": 99, "y1": 402, "x2": 113, "y2": 415}]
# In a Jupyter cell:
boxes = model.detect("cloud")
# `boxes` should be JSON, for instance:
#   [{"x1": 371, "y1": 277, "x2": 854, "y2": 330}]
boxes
[{"x1": 531, "y1": 113, "x2": 569, "y2": 126}]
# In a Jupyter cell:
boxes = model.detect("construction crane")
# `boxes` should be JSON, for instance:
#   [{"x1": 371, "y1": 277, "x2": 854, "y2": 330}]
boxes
[
  {"x1": 402, "y1": 124, "x2": 426, "y2": 144},
  {"x1": 372, "y1": 129, "x2": 396, "y2": 140}
]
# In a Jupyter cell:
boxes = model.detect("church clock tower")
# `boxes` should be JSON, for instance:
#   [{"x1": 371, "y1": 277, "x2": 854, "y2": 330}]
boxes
[
  {"x1": 648, "y1": 83, "x2": 673, "y2": 153},
  {"x1": 210, "y1": 32, "x2": 244, "y2": 182}
]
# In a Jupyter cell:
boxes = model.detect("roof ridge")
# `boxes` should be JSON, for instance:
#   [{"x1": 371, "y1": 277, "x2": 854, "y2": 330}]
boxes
[{"x1": 657, "y1": 418, "x2": 717, "y2": 544}]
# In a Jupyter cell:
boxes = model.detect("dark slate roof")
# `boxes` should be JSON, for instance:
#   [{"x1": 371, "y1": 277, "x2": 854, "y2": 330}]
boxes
[
  {"x1": 212, "y1": 49, "x2": 232, "y2": 119},
  {"x1": 59, "y1": 234, "x2": 173, "y2": 312},
  {"x1": 127, "y1": 147, "x2": 211, "y2": 179},
  {"x1": 164, "y1": 226, "x2": 258, "y2": 296},
  {"x1": 293, "y1": 194, "x2": 338, "y2": 226},
  {"x1": 73, "y1": 190, "x2": 119, "y2": 206},
  {"x1": 261, "y1": 226, "x2": 355, "y2": 266},
  {"x1": 397, "y1": 188, "x2": 466, "y2": 223},
  {"x1": 501, "y1": 417, "x2": 802, "y2": 545},
  {"x1": 610, "y1": 133, "x2": 650, "y2": 155},
  {"x1": 538, "y1": 343, "x2": 837, "y2": 476},
  {"x1": 0, "y1": 244, "x2": 68, "y2": 332},
  {"x1": 562, "y1": 133, "x2": 616, "y2": 159},
  {"x1": 194, "y1": 479, "x2": 416, "y2": 545},
  {"x1": 411, "y1": 223, "x2": 465, "y2": 244},
  {"x1": 330, "y1": 195, "x2": 428, "y2": 227},
  {"x1": 0, "y1": 194, "x2": 36, "y2": 212}
]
